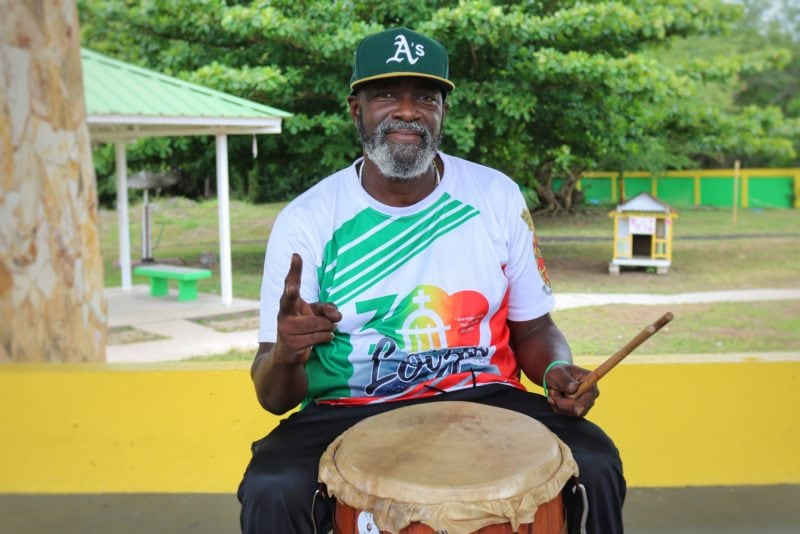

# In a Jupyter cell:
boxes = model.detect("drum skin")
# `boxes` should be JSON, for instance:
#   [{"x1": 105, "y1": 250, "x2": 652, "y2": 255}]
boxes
[{"x1": 320, "y1": 401, "x2": 577, "y2": 534}]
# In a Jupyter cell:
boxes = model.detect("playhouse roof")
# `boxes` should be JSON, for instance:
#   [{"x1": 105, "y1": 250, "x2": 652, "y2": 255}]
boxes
[{"x1": 612, "y1": 192, "x2": 676, "y2": 214}]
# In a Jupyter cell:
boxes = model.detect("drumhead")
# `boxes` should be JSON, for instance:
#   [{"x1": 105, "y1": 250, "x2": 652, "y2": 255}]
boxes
[{"x1": 319, "y1": 400, "x2": 578, "y2": 533}]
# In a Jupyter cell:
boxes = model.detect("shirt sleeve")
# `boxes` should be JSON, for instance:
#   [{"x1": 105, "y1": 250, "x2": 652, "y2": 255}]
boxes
[{"x1": 503, "y1": 188, "x2": 555, "y2": 321}]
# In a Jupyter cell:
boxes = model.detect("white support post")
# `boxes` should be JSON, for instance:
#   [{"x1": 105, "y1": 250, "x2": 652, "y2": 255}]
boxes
[
  {"x1": 216, "y1": 134, "x2": 233, "y2": 306},
  {"x1": 115, "y1": 142, "x2": 132, "y2": 290},
  {"x1": 733, "y1": 160, "x2": 740, "y2": 225},
  {"x1": 141, "y1": 189, "x2": 150, "y2": 261}
]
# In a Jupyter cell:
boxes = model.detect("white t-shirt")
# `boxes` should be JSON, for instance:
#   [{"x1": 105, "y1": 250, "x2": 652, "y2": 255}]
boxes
[{"x1": 259, "y1": 152, "x2": 554, "y2": 406}]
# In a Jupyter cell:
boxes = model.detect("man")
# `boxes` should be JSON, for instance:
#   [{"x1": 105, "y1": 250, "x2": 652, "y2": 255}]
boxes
[{"x1": 239, "y1": 27, "x2": 625, "y2": 533}]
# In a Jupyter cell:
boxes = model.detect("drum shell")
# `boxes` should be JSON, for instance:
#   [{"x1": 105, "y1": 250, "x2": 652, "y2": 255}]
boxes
[{"x1": 333, "y1": 494, "x2": 566, "y2": 533}]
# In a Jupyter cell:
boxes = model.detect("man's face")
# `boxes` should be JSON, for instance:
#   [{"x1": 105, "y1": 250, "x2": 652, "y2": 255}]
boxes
[{"x1": 349, "y1": 77, "x2": 448, "y2": 180}]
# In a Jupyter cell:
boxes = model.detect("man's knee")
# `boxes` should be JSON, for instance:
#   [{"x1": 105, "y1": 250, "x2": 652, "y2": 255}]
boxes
[
  {"x1": 239, "y1": 460, "x2": 327, "y2": 534},
  {"x1": 572, "y1": 448, "x2": 624, "y2": 487},
  {"x1": 564, "y1": 449, "x2": 626, "y2": 534},
  {"x1": 240, "y1": 467, "x2": 308, "y2": 508}
]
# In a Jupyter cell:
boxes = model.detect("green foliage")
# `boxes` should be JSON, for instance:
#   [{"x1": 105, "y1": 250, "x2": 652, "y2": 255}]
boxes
[
  {"x1": 642, "y1": 0, "x2": 800, "y2": 169},
  {"x1": 730, "y1": 0, "x2": 800, "y2": 166},
  {"x1": 78, "y1": 0, "x2": 798, "y2": 211}
]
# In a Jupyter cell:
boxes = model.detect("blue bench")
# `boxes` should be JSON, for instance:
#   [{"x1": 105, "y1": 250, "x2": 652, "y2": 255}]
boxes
[{"x1": 133, "y1": 264, "x2": 212, "y2": 301}]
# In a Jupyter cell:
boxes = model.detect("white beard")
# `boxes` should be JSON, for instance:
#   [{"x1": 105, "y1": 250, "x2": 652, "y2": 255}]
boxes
[{"x1": 357, "y1": 114, "x2": 440, "y2": 180}]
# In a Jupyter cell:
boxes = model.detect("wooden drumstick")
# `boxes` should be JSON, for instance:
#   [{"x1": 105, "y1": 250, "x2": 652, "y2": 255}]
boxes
[{"x1": 569, "y1": 312, "x2": 673, "y2": 398}]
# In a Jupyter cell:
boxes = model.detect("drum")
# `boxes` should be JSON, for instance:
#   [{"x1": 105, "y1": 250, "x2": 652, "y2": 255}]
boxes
[{"x1": 318, "y1": 401, "x2": 579, "y2": 534}]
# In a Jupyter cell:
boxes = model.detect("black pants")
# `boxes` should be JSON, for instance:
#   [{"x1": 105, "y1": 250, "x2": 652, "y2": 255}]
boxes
[{"x1": 238, "y1": 385, "x2": 626, "y2": 533}]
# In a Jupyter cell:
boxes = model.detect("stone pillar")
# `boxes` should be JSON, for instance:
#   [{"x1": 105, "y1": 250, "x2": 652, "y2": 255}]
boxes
[{"x1": 0, "y1": 0, "x2": 107, "y2": 362}]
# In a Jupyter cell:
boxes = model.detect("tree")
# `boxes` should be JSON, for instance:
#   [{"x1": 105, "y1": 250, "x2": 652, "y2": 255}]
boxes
[
  {"x1": 78, "y1": 0, "x2": 798, "y2": 212},
  {"x1": 732, "y1": 0, "x2": 800, "y2": 166},
  {"x1": 2, "y1": 0, "x2": 106, "y2": 362}
]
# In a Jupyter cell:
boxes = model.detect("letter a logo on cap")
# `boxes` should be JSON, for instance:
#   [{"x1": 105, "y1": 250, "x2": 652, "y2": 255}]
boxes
[{"x1": 386, "y1": 34, "x2": 425, "y2": 65}]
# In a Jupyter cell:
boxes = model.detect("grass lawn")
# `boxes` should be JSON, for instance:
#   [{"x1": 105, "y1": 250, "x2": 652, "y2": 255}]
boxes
[
  {"x1": 99, "y1": 199, "x2": 800, "y2": 358},
  {"x1": 554, "y1": 300, "x2": 800, "y2": 356}
]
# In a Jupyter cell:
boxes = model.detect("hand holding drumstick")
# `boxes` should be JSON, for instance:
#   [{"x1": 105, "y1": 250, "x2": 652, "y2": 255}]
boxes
[{"x1": 568, "y1": 312, "x2": 673, "y2": 399}]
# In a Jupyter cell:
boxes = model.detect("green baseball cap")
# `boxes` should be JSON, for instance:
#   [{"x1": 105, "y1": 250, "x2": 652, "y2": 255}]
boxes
[{"x1": 350, "y1": 27, "x2": 455, "y2": 93}]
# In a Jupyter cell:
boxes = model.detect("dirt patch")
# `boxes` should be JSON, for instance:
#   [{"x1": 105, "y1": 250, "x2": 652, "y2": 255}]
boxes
[
  {"x1": 191, "y1": 309, "x2": 259, "y2": 332},
  {"x1": 107, "y1": 326, "x2": 168, "y2": 345}
]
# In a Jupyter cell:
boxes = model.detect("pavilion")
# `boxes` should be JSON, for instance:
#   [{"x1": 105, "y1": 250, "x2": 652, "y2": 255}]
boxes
[{"x1": 81, "y1": 49, "x2": 292, "y2": 305}]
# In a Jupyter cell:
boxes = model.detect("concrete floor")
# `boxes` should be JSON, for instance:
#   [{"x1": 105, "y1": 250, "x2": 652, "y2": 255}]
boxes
[{"x1": 1, "y1": 486, "x2": 798, "y2": 533}]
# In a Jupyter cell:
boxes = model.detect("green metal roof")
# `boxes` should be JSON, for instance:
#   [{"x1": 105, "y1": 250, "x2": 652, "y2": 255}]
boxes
[{"x1": 82, "y1": 49, "x2": 291, "y2": 142}]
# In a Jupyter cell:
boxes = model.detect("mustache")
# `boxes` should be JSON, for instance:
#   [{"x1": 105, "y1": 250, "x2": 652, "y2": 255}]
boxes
[{"x1": 376, "y1": 120, "x2": 432, "y2": 142}]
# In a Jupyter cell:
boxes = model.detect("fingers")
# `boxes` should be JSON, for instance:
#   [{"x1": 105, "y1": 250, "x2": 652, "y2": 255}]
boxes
[
  {"x1": 279, "y1": 253, "x2": 304, "y2": 315},
  {"x1": 310, "y1": 302, "x2": 343, "y2": 323},
  {"x1": 548, "y1": 388, "x2": 596, "y2": 417},
  {"x1": 279, "y1": 303, "x2": 340, "y2": 354},
  {"x1": 279, "y1": 314, "x2": 337, "y2": 341},
  {"x1": 547, "y1": 365, "x2": 580, "y2": 395},
  {"x1": 277, "y1": 329, "x2": 335, "y2": 361},
  {"x1": 273, "y1": 315, "x2": 337, "y2": 367},
  {"x1": 547, "y1": 365, "x2": 598, "y2": 417}
]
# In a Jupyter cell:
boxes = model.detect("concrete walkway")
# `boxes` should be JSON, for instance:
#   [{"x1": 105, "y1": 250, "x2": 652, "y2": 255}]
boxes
[
  {"x1": 2, "y1": 486, "x2": 798, "y2": 533},
  {"x1": 106, "y1": 286, "x2": 800, "y2": 363},
  {"x1": 106, "y1": 286, "x2": 260, "y2": 363}
]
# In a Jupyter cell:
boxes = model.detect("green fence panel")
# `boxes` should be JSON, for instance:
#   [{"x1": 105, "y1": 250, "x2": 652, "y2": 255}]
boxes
[
  {"x1": 582, "y1": 177, "x2": 614, "y2": 204},
  {"x1": 581, "y1": 169, "x2": 797, "y2": 208},
  {"x1": 747, "y1": 177, "x2": 794, "y2": 208},
  {"x1": 656, "y1": 177, "x2": 695, "y2": 206},
  {"x1": 623, "y1": 177, "x2": 651, "y2": 199},
  {"x1": 700, "y1": 176, "x2": 739, "y2": 207}
]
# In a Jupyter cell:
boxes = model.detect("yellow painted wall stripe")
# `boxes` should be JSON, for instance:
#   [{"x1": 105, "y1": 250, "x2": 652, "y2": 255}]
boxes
[
  {"x1": 1, "y1": 356, "x2": 798, "y2": 493},
  {"x1": 583, "y1": 168, "x2": 800, "y2": 179}
]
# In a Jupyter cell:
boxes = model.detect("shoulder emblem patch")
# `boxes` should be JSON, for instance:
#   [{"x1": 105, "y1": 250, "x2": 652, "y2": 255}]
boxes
[
  {"x1": 533, "y1": 234, "x2": 551, "y2": 291},
  {"x1": 520, "y1": 208, "x2": 535, "y2": 231}
]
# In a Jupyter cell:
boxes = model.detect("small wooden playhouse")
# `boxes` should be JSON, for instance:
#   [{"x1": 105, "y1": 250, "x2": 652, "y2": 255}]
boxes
[{"x1": 608, "y1": 192, "x2": 678, "y2": 275}]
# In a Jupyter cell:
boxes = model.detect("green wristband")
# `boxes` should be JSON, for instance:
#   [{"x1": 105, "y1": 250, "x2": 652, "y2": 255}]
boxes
[{"x1": 542, "y1": 360, "x2": 570, "y2": 397}]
